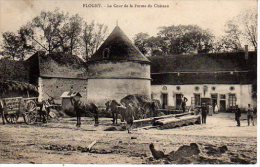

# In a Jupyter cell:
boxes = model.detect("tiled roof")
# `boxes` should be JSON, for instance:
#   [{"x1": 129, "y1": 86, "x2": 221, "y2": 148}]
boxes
[
  {"x1": 149, "y1": 51, "x2": 256, "y2": 73},
  {"x1": 89, "y1": 26, "x2": 150, "y2": 64},
  {"x1": 150, "y1": 51, "x2": 257, "y2": 85},
  {"x1": 26, "y1": 52, "x2": 87, "y2": 79}
]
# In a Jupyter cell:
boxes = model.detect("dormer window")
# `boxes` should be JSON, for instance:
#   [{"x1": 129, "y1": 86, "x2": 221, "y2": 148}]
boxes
[{"x1": 103, "y1": 48, "x2": 110, "y2": 59}]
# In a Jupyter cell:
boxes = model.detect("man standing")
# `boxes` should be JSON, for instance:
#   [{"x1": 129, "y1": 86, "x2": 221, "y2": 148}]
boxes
[
  {"x1": 212, "y1": 102, "x2": 216, "y2": 114},
  {"x1": 71, "y1": 97, "x2": 82, "y2": 127},
  {"x1": 234, "y1": 105, "x2": 241, "y2": 126},
  {"x1": 247, "y1": 104, "x2": 254, "y2": 126},
  {"x1": 90, "y1": 103, "x2": 99, "y2": 126},
  {"x1": 151, "y1": 101, "x2": 156, "y2": 117},
  {"x1": 201, "y1": 102, "x2": 208, "y2": 124},
  {"x1": 0, "y1": 99, "x2": 5, "y2": 125},
  {"x1": 181, "y1": 95, "x2": 188, "y2": 113}
]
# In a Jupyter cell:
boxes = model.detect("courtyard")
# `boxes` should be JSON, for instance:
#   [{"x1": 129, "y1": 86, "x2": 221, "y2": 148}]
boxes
[{"x1": 0, "y1": 112, "x2": 257, "y2": 164}]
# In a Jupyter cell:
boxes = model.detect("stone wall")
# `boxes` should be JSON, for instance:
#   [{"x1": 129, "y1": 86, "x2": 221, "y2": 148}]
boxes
[{"x1": 38, "y1": 77, "x2": 88, "y2": 103}]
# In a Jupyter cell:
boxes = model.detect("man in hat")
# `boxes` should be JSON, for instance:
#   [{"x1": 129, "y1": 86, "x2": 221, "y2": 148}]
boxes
[
  {"x1": 247, "y1": 104, "x2": 254, "y2": 126},
  {"x1": 201, "y1": 102, "x2": 208, "y2": 124},
  {"x1": 90, "y1": 103, "x2": 99, "y2": 126},
  {"x1": 234, "y1": 105, "x2": 241, "y2": 126},
  {"x1": 71, "y1": 96, "x2": 82, "y2": 127}
]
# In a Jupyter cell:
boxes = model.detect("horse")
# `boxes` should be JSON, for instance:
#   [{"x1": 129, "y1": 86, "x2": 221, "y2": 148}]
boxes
[
  {"x1": 120, "y1": 95, "x2": 160, "y2": 119},
  {"x1": 105, "y1": 100, "x2": 137, "y2": 133},
  {"x1": 105, "y1": 100, "x2": 126, "y2": 124},
  {"x1": 70, "y1": 98, "x2": 99, "y2": 127},
  {"x1": 121, "y1": 103, "x2": 135, "y2": 133}
]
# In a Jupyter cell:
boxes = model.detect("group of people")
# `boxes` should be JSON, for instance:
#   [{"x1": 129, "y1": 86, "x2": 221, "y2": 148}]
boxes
[
  {"x1": 234, "y1": 104, "x2": 255, "y2": 127},
  {"x1": 198, "y1": 102, "x2": 256, "y2": 126}
]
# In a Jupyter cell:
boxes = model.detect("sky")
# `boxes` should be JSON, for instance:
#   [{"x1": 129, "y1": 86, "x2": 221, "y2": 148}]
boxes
[{"x1": 0, "y1": 0, "x2": 257, "y2": 42}]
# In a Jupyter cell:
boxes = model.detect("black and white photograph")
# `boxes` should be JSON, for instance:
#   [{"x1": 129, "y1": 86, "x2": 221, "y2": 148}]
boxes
[{"x1": 0, "y1": 0, "x2": 258, "y2": 165}]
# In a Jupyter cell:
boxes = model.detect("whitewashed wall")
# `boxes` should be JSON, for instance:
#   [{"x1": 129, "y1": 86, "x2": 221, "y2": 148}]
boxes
[
  {"x1": 151, "y1": 84, "x2": 253, "y2": 110},
  {"x1": 87, "y1": 79, "x2": 151, "y2": 106},
  {"x1": 87, "y1": 61, "x2": 151, "y2": 106},
  {"x1": 88, "y1": 61, "x2": 150, "y2": 78}
]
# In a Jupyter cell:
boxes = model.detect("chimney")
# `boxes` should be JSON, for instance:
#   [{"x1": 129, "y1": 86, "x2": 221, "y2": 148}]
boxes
[{"x1": 245, "y1": 45, "x2": 248, "y2": 60}]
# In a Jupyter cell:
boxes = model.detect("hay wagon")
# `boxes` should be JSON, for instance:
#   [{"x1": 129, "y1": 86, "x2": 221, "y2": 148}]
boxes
[{"x1": 1, "y1": 97, "x2": 39, "y2": 124}]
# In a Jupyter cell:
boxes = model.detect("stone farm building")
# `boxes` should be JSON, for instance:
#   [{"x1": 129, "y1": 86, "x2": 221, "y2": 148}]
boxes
[{"x1": 0, "y1": 26, "x2": 257, "y2": 111}]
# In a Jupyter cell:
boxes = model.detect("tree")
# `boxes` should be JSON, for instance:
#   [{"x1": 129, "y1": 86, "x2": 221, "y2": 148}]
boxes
[
  {"x1": 81, "y1": 21, "x2": 107, "y2": 61},
  {"x1": 239, "y1": 9, "x2": 257, "y2": 51},
  {"x1": 133, "y1": 33, "x2": 150, "y2": 55},
  {"x1": 1, "y1": 9, "x2": 109, "y2": 61},
  {"x1": 60, "y1": 14, "x2": 83, "y2": 54},
  {"x1": 214, "y1": 9, "x2": 257, "y2": 52},
  {"x1": 157, "y1": 25, "x2": 214, "y2": 54},
  {"x1": 31, "y1": 9, "x2": 68, "y2": 53},
  {"x1": 1, "y1": 25, "x2": 35, "y2": 60}
]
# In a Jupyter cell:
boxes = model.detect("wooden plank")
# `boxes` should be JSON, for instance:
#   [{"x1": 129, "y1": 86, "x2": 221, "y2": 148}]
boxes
[{"x1": 87, "y1": 140, "x2": 97, "y2": 151}]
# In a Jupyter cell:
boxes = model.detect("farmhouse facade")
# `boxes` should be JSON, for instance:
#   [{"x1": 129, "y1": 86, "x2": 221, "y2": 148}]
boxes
[{"x1": 150, "y1": 51, "x2": 257, "y2": 111}]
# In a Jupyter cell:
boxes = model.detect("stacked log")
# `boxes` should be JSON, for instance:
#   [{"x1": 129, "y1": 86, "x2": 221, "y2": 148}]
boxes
[
  {"x1": 120, "y1": 113, "x2": 200, "y2": 129},
  {"x1": 154, "y1": 115, "x2": 201, "y2": 129}
]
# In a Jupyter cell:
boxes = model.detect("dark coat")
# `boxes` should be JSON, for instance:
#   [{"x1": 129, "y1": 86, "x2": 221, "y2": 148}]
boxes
[
  {"x1": 201, "y1": 106, "x2": 208, "y2": 115},
  {"x1": 235, "y1": 108, "x2": 241, "y2": 118}
]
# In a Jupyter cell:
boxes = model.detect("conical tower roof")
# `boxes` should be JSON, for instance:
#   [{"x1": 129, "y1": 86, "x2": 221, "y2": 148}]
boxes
[{"x1": 89, "y1": 26, "x2": 150, "y2": 64}]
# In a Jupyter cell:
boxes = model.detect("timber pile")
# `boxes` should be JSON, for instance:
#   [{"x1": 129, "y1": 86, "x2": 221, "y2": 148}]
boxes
[
  {"x1": 154, "y1": 115, "x2": 201, "y2": 129},
  {"x1": 120, "y1": 113, "x2": 200, "y2": 129}
]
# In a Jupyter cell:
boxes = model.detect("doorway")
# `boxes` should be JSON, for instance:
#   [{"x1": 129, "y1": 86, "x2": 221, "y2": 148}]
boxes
[
  {"x1": 194, "y1": 93, "x2": 201, "y2": 106},
  {"x1": 219, "y1": 94, "x2": 226, "y2": 112},
  {"x1": 162, "y1": 93, "x2": 168, "y2": 109},
  {"x1": 220, "y1": 100, "x2": 226, "y2": 112},
  {"x1": 176, "y1": 94, "x2": 182, "y2": 109}
]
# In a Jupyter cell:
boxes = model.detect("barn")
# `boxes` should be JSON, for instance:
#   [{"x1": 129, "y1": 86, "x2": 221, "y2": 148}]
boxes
[{"x1": 26, "y1": 52, "x2": 88, "y2": 103}]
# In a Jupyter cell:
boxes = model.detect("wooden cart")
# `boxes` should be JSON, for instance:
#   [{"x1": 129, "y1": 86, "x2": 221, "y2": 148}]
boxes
[{"x1": 1, "y1": 97, "x2": 38, "y2": 124}]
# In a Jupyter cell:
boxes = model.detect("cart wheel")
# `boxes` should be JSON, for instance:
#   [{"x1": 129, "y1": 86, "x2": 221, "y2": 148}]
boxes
[
  {"x1": 4, "y1": 114, "x2": 19, "y2": 124},
  {"x1": 23, "y1": 100, "x2": 37, "y2": 125}
]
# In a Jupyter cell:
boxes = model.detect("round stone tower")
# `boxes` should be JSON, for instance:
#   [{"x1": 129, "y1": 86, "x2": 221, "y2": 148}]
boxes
[{"x1": 87, "y1": 26, "x2": 151, "y2": 106}]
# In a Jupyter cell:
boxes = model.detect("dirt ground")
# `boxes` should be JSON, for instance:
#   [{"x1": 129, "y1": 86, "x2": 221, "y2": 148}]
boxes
[{"x1": 0, "y1": 113, "x2": 257, "y2": 164}]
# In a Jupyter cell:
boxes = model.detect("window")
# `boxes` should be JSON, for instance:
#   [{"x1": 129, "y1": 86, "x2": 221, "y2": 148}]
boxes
[
  {"x1": 211, "y1": 94, "x2": 218, "y2": 106},
  {"x1": 228, "y1": 94, "x2": 236, "y2": 107},
  {"x1": 162, "y1": 86, "x2": 167, "y2": 90},
  {"x1": 220, "y1": 94, "x2": 226, "y2": 99},
  {"x1": 103, "y1": 48, "x2": 110, "y2": 58},
  {"x1": 194, "y1": 93, "x2": 201, "y2": 106}
]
